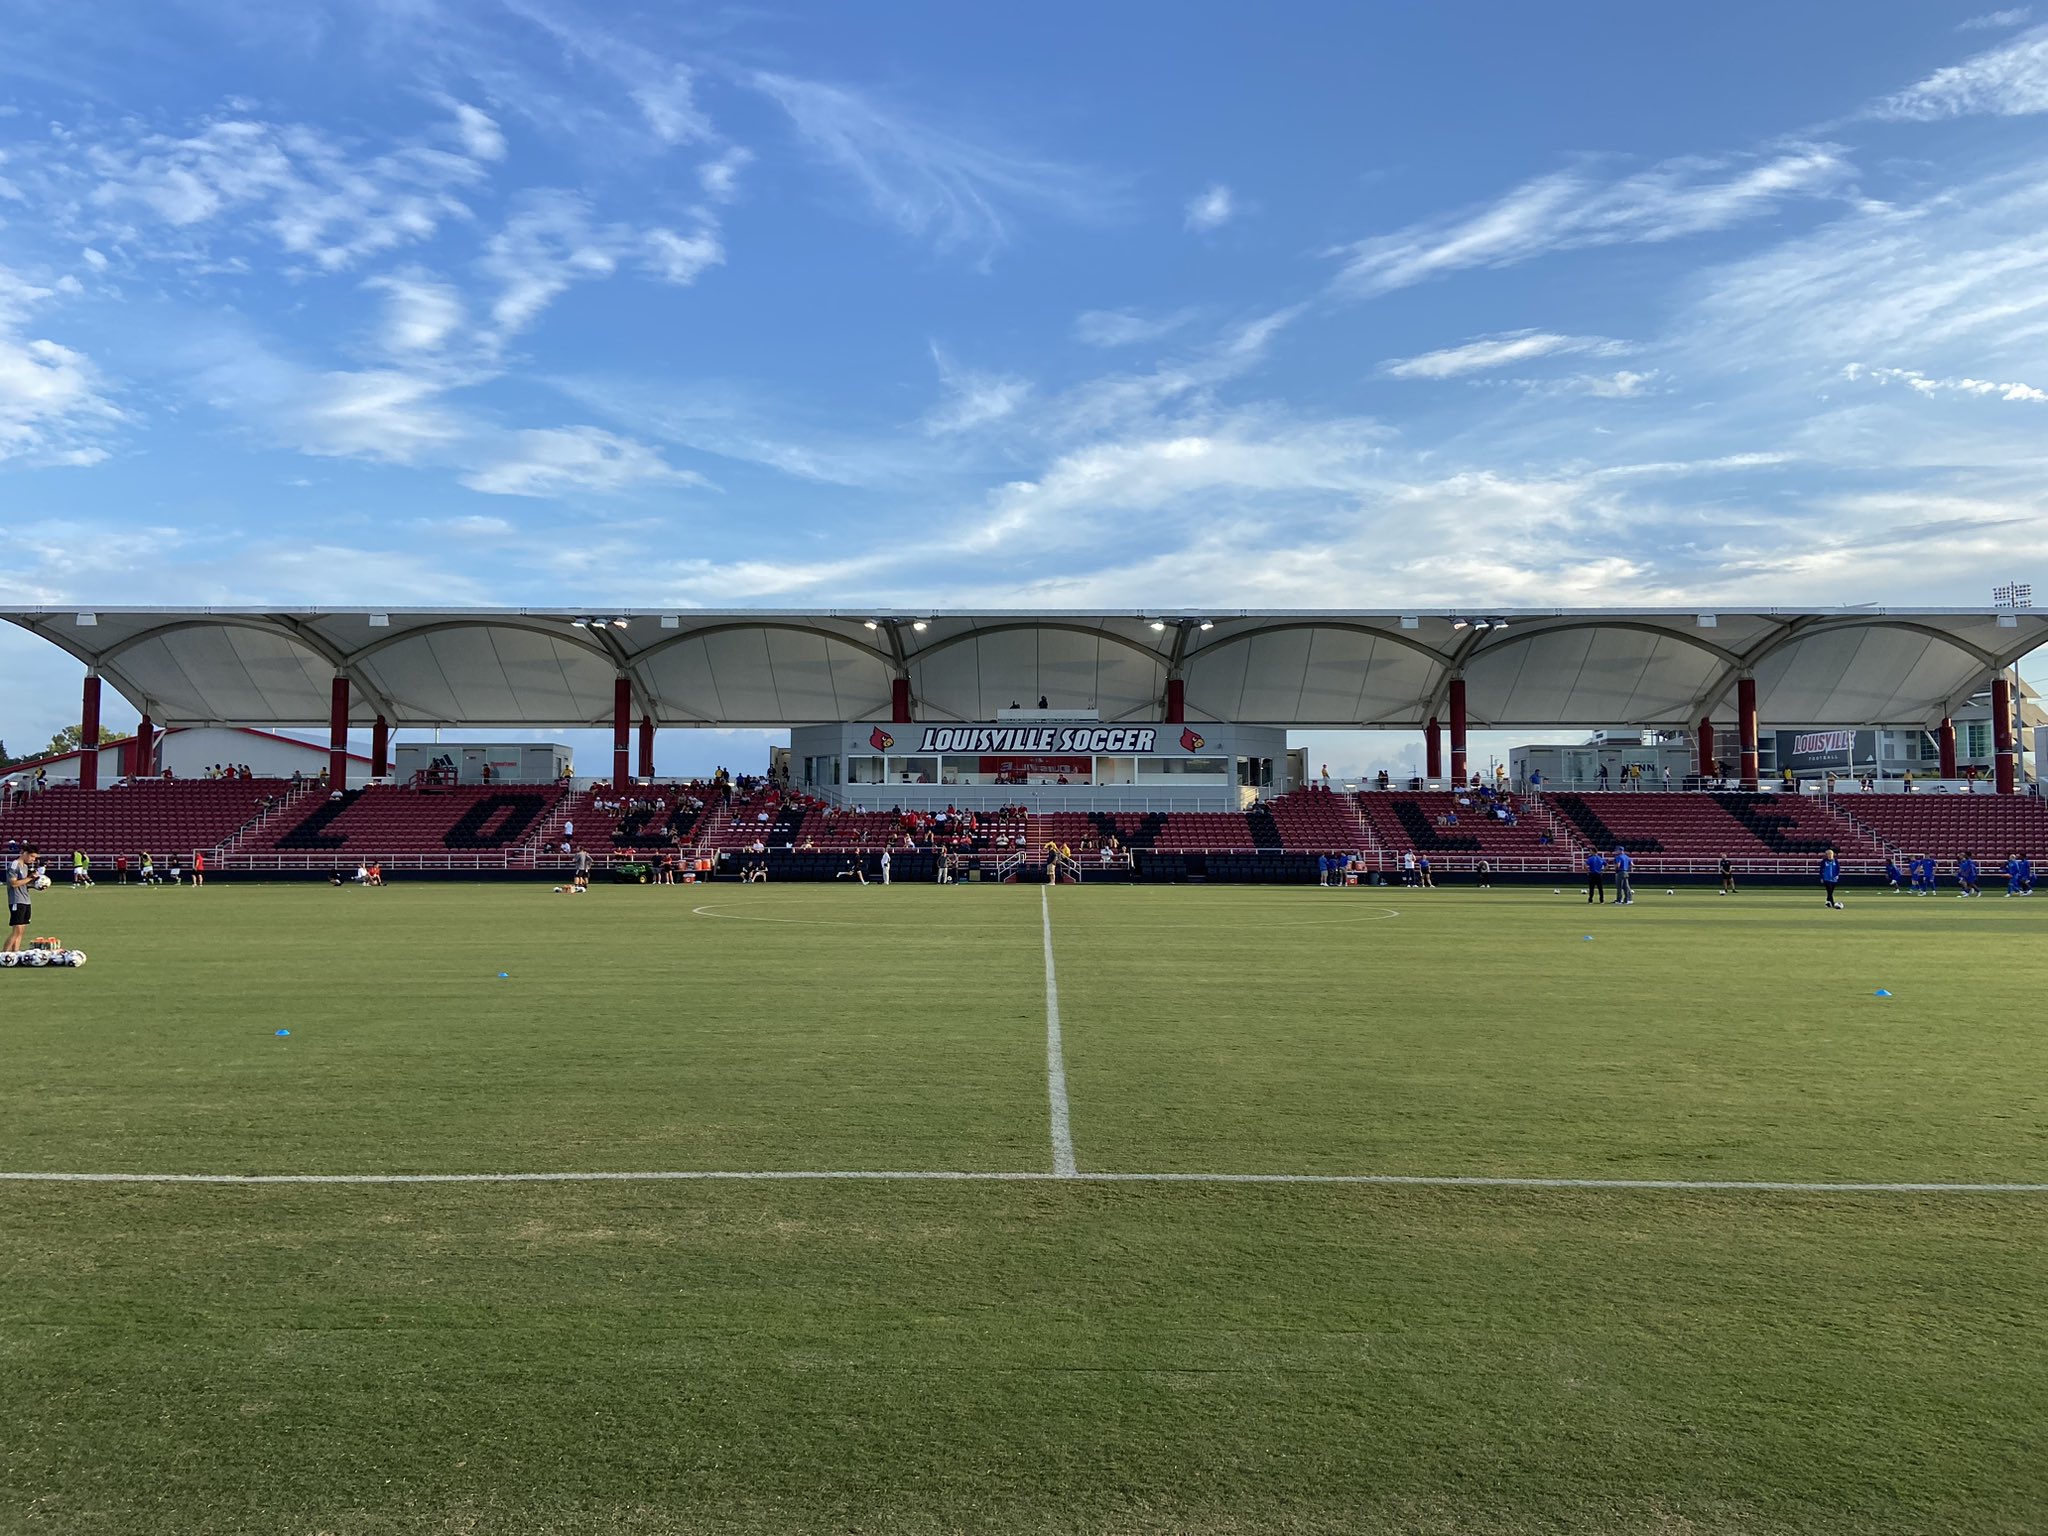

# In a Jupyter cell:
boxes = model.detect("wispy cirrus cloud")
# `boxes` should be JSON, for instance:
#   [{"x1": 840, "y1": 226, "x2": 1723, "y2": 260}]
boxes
[
  {"x1": 1073, "y1": 308, "x2": 1198, "y2": 348},
  {"x1": 478, "y1": 190, "x2": 722, "y2": 341},
  {"x1": 1957, "y1": 8, "x2": 2031, "y2": 31},
  {"x1": 748, "y1": 70, "x2": 1110, "y2": 261},
  {"x1": 922, "y1": 346, "x2": 1032, "y2": 435},
  {"x1": 1868, "y1": 24, "x2": 2048, "y2": 118},
  {"x1": 1380, "y1": 328, "x2": 1633, "y2": 380},
  {"x1": 1842, "y1": 363, "x2": 2048, "y2": 402},
  {"x1": 459, "y1": 424, "x2": 704, "y2": 497},
  {"x1": 1330, "y1": 145, "x2": 1854, "y2": 297}
]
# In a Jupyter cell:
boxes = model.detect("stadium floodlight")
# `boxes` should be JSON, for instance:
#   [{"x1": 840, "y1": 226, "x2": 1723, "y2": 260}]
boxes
[
  {"x1": 75, "y1": 612, "x2": 97, "y2": 627},
  {"x1": 1472, "y1": 619, "x2": 1492, "y2": 630},
  {"x1": 611, "y1": 618, "x2": 630, "y2": 628},
  {"x1": 1491, "y1": 618, "x2": 1509, "y2": 630},
  {"x1": 1149, "y1": 620, "x2": 1168, "y2": 631},
  {"x1": 1451, "y1": 618, "x2": 1468, "y2": 630},
  {"x1": 368, "y1": 613, "x2": 390, "y2": 628},
  {"x1": 1199, "y1": 619, "x2": 1215, "y2": 630},
  {"x1": 660, "y1": 614, "x2": 680, "y2": 629},
  {"x1": 912, "y1": 620, "x2": 929, "y2": 632},
  {"x1": 863, "y1": 619, "x2": 880, "y2": 630}
]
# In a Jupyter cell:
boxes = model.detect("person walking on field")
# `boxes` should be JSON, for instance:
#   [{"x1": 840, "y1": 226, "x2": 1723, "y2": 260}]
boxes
[
  {"x1": 1718, "y1": 854, "x2": 1736, "y2": 895},
  {"x1": 1612, "y1": 846, "x2": 1634, "y2": 905},
  {"x1": 1585, "y1": 849, "x2": 1607, "y2": 904},
  {"x1": 192, "y1": 850, "x2": 206, "y2": 887},
  {"x1": 1819, "y1": 848, "x2": 1843, "y2": 910}
]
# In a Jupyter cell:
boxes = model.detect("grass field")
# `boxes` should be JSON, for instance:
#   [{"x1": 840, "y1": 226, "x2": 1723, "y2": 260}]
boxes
[{"x1": 4, "y1": 879, "x2": 2045, "y2": 1533}]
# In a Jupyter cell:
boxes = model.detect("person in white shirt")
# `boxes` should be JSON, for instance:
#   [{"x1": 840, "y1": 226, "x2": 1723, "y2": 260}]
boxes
[{"x1": 880, "y1": 848, "x2": 892, "y2": 885}]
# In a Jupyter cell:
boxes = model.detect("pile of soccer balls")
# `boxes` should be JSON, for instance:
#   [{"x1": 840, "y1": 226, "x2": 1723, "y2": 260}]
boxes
[{"x1": 1, "y1": 936, "x2": 87, "y2": 968}]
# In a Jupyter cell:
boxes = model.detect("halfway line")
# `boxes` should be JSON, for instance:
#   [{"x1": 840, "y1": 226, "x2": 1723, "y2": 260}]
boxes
[
  {"x1": 1, "y1": 1170, "x2": 2043, "y2": 1192},
  {"x1": 1041, "y1": 886, "x2": 1077, "y2": 1177}
]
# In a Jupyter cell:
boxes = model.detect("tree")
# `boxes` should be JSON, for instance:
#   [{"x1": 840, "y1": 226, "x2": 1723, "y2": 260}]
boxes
[{"x1": 40, "y1": 723, "x2": 121, "y2": 758}]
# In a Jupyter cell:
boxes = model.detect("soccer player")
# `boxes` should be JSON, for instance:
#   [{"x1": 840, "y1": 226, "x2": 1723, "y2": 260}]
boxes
[
  {"x1": 573, "y1": 846, "x2": 594, "y2": 891},
  {"x1": 1916, "y1": 854, "x2": 1938, "y2": 895},
  {"x1": 1417, "y1": 854, "x2": 1433, "y2": 888},
  {"x1": 1956, "y1": 852, "x2": 1979, "y2": 897},
  {"x1": 2008, "y1": 853, "x2": 2035, "y2": 896},
  {"x1": 139, "y1": 852, "x2": 156, "y2": 886},
  {"x1": 192, "y1": 850, "x2": 205, "y2": 887},
  {"x1": 71, "y1": 849, "x2": 93, "y2": 888},
  {"x1": 1585, "y1": 849, "x2": 1607, "y2": 904},
  {"x1": 1476, "y1": 858, "x2": 1491, "y2": 889},
  {"x1": 1884, "y1": 856, "x2": 1903, "y2": 892},
  {"x1": 4, "y1": 843, "x2": 39, "y2": 953},
  {"x1": 1612, "y1": 846, "x2": 1634, "y2": 905},
  {"x1": 1818, "y1": 848, "x2": 1843, "y2": 909},
  {"x1": 1718, "y1": 854, "x2": 1735, "y2": 895}
]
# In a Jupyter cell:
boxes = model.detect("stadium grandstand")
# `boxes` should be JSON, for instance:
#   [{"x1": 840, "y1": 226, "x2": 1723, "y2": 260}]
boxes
[{"x1": 2, "y1": 605, "x2": 2042, "y2": 882}]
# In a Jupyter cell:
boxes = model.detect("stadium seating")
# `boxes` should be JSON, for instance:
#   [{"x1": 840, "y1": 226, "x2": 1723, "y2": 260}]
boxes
[
  {"x1": 1542, "y1": 791, "x2": 1887, "y2": 869},
  {"x1": 1354, "y1": 791, "x2": 1559, "y2": 868},
  {"x1": 1263, "y1": 787, "x2": 1370, "y2": 855},
  {"x1": 1831, "y1": 792, "x2": 2048, "y2": 865},
  {"x1": 237, "y1": 783, "x2": 566, "y2": 863},
  {"x1": 0, "y1": 779, "x2": 296, "y2": 862}
]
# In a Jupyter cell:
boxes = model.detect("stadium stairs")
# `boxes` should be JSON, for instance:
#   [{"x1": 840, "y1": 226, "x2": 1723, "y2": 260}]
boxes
[{"x1": 0, "y1": 778, "x2": 300, "y2": 865}]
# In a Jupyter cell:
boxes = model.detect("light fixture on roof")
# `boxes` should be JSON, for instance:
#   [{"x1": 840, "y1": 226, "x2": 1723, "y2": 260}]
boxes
[
  {"x1": 660, "y1": 614, "x2": 680, "y2": 629},
  {"x1": 912, "y1": 620, "x2": 929, "y2": 632},
  {"x1": 1696, "y1": 613, "x2": 1718, "y2": 628},
  {"x1": 1451, "y1": 618, "x2": 1468, "y2": 630},
  {"x1": 1491, "y1": 618, "x2": 1509, "y2": 630},
  {"x1": 368, "y1": 613, "x2": 390, "y2": 628},
  {"x1": 1399, "y1": 616, "x2": 1419, "y2": 630},
  {"x1": 1472, "y1": 619, "x2": 1492, "y2": 630},
  {"x1": 1149, "y1": 620, "x2": 1167, "y2": 631},
  {"x1": 863, "y1": 619, "x2": 880, "y2": 630},
  {"x1": 75, "y1": 612, "x2": 97, "y2": 627},
  {"x1": 611, "y1": 618, "x2": 630, "y2": 628},
  {"x1": 1199, "y1": 619, "x2": 1214, "y2": 631}
]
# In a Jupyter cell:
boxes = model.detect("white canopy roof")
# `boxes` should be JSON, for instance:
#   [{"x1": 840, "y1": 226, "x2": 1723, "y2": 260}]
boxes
[{"x1": 4, "y1": 607, "x2": 2041, "y2": 731}]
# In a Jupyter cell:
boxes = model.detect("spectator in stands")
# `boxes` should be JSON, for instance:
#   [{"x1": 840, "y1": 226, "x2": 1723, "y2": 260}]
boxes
[{"x1": 1597, "y1": 763, "x2": 1610, "y2": 789}]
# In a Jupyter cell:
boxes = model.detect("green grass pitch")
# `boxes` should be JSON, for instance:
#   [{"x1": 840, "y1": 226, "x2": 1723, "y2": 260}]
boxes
[{"x1": 4, "y1": 879, "x2": 2044, "y2": 1533}]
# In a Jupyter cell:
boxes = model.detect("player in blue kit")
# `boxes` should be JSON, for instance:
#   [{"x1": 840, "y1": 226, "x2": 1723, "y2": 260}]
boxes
[
  {"x1": 2006, "y1": 853, "x2": 2035, "y2": 896},
  {"x1": 1818, "y1": 849, "x2": 1843, "y2": 909},
  {"x1": 1883, "y1": 856, "x2": 1903, "y2": 892},
  {"x1": 1955, "y1": 852, "x2": 1979, "y2": 897}
]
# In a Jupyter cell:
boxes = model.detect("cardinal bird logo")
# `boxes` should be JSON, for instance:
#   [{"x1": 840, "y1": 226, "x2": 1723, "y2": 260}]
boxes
[
  {"x1": 870, "y1": 727, "x2": 895, "y2": 751},
  {"x1": 1180, "y1": 727, "x2": 1205, "y2": 752}
]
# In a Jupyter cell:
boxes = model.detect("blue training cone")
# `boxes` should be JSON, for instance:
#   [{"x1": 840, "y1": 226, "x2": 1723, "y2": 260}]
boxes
[
  {"x1": 498, "y1": 972, "x2": 510, "y2": 978},
  {"x1": 1582, "y1": 935, "x2": 1594, "y2": 941},
  {"x1": 274, "y1": 1029, "x2": 290, "y2": 1036},
  {"x1": 1874, "y1": 989, "x2": 1892, "y2": 998}
]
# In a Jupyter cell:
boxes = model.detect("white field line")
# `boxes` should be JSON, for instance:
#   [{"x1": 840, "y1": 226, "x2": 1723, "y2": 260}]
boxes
[
  {"x1": 1042, "y1": 886, "x2": 1078, "y2": 1177},
  {"x1": 1, "y1": 1169, "x2": 2044, "y2": 1192}
]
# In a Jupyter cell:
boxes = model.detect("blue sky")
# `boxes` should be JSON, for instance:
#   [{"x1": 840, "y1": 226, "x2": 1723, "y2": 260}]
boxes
[{"x1": 1, "y1": 0, "x2": 2045, "y2": 775}]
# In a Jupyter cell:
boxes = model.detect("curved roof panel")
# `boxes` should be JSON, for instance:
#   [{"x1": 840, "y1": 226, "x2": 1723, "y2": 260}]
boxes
[{"x1": 3, "y1": 607, "x2": 2040, "y2": 729}]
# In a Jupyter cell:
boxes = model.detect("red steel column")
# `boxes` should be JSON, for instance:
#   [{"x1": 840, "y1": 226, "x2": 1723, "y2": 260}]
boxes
[
  {"x1": 1697, "y1": 718, "x2": 1715, "y2": 779},
  {"x1": 371, "y1": 716, "x2": 390, "y2": 780},
  {"x1": 613, "y1": 677, "x2": 632, "y2": 792},
  {"x1": 638, "y1": 715, "x2": 656, "y2": 779},
  {"x1": 134, "y1": 714, "x2": 154, "y2": 778},
  {"x1": 1993, "y1": 677, "x2": 2015, "y2": 793},
  {"x1": 1448, "y1": 677, "x2": 1468, "y2": 785},
  {"x1": 1937, "y1": 717, "x2": 1957, "y2": 780},
  {"x1": 891, "y1": 677, "x2": 913, "y2": 723},
  {"x1": 328, "y1": 677, "x2": 350, "y2": 789},
  {"x1": 1737, "y1": 676, "x2": 1759, "y2": 791},
  {"x1": 79, "y1": 672, "x2": 102, "y2": 791},
  {"x1": 1164, "y1": 678, "x2": 1186, "y2": 723},
  {"x1": 1424, "y1": 716, "x2": 1442, "y2": 781}
]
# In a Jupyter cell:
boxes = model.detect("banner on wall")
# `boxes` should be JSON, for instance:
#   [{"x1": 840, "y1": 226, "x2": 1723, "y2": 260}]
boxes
[{"x1": 1774, "y1": 729, "x2": 1879, "y2": 770}]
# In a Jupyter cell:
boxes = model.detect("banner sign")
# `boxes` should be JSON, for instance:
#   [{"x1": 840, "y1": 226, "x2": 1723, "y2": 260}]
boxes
[
  {"x1": 910, "y1": 725, "x2": 1184, "y2": 754},
  {"x1": 1775, "y1": 729, "x2": 1877, "y2": 769}
]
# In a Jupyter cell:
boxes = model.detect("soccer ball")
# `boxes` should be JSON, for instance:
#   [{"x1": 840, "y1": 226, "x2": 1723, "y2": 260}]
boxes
[
  {"x1": 18, "y1": 950, "x2": 46, "y2": 967},
  {"x1": 31, "y1": 873, "x2": 50, "y2": 891},
  {"x1": 64, "y1": 950, "x2": 87, "y2": 967},
  {"x1": 0, "y1": 953, "x2": 14, "y2": 968}
]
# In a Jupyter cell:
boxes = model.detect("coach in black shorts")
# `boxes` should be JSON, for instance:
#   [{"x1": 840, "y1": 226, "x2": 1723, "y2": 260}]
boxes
[{"x1": 4, "y1": 843, "x2": 40, "y2": 954}]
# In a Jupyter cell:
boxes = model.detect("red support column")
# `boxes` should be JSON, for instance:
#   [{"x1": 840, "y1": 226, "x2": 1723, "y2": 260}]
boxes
[
  {"x1": 328, "y1": 677, "x2": 350, "y2": 790},
  {"x1": 372, "y1": 716, "x2": 390, "y2": 780},
  {"x1": 79, "y1": 673, "x2": 102, "y2": 791},
  {"x1": 890, "y1": 677, "x2": 913, "y2": 724},
  {"x1": 1937, "y1": 717, "x2": 1957, "y2": 780},
  {"x1": 1697, "y1": 718, "x2": 1715, "y2": 779},
  {"x1": 1448, "y1": 677, "x2": 1468, "y2": 785},
  {"x1": 1164, "y1": 677, "x2": 1186, "y2": 724},
  {"x1": 1993, "y1": 677, "x2": 2015, "y2": 794},
  {"x1": 638, "y1": 715, "x2": 656, "y2": 780},
  {"x1": 1737, "y1": 676, "x2": 1759, "y2": 791},
  {"x1": 134, "y1": 714, "x2": 154, "y2": 778},
  {"x1": 1424, "y1": 716, "x2": 1442, "y2": 781},
  {"x1": 612, "y1": 677, "x2": 632, "y2": 793}
]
